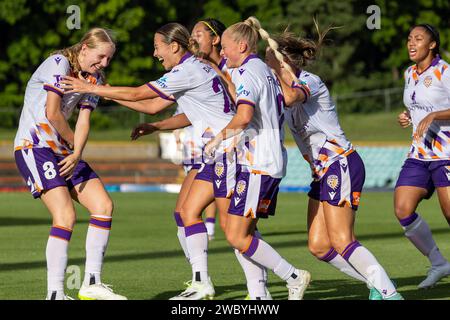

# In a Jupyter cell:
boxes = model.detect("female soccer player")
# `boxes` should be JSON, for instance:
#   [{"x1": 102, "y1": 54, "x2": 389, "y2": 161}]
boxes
[
  {"x1": 204, "y1": 17, "x2": 311, "y2": 300},
  {"x1": 14, "y1": 28, "x2": 126, "y2": 300},
  {"x1": 395, "y1": 24, "x2": 450, "y2": 289},
  {"x1": 264, "y1": 24, "x2": 403, "y2": 300},
  {"x1": 61, "y1": 22, "x2": 236, "y2": 300}
]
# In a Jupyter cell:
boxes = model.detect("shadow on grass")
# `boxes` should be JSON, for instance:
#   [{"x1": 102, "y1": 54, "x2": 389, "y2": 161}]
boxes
[
  {"x1": 150, "y1": 276, "x2": 450, "y2": 300},
  {"x1": 0, "y1": 217, "x2": 89, "y2": 228}
]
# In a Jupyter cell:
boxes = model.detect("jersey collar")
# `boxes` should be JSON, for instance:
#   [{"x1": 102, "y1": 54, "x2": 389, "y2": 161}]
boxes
[
  {"x1": 178, "y1": 52, "x2": 193, "y2": 65},
  {"x1": 412, "y1": 54, "x2": 441, "y2": 76},
  {"x1": 240, "y1": 54, "x2": 259, "y2": 67}
]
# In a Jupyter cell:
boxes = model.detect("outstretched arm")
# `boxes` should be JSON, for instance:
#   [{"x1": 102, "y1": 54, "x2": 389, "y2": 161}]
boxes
[
  {"x1": 113, "y1": 97, "x2": 175, "y2": 115},
  {"x1": 130, "y1": 113, "x2": 191, "y2": 140}
]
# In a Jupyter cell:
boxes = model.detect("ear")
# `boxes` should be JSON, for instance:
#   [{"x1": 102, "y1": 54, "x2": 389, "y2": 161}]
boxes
[
  {"x1": 238, "y1": 41, "x2": 247, "y2": 54},
  {"x1": 430, "y1": 41, "x2": 436, "y2": 51},
  {"x1": 171, "y1": 41, "x2": 180, "y2": 54},
  {"x1": 80, "y1": 43, "x2": 88, "y2": 55},
  {"x1": 212, "y1": 35, "x2": 220, "y2": 47}
]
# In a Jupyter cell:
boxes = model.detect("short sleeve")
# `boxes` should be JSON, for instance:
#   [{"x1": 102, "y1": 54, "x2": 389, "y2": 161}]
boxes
[
  {"x1": 41, "y1": 55, "x2": 71, "y2": 97},
  {"x1": 293, "y1": 73, "x2": 321, "y2": 102},
  {"x1": 147, "y1": 66, "x2": 192, "y2": 101},
  {"x1": 439, "y1": 64, "x2": 450, "y2": 96}
]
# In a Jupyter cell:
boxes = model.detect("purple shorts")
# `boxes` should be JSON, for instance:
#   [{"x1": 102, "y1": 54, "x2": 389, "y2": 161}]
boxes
[
  {"x1": 308, "y1": 151, "x2": 365, "y2": 211},
  {"x1": 15, "y1": 148, "x2": 98, "y2": 198},
  {"x1": 183, "y1": 163, "x2": 202, "y2": 175},
  {"x1": 228, "y1": 167, "x2": 281, "y2": 219},
  {"x1": 394, "y1": 158, "x2": 450, "y2": 198},
  {"x1": 195, "y1": 153, "x2": 237, "y2": 198}
]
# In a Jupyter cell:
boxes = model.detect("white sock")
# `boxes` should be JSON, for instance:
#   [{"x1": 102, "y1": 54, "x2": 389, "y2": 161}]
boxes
[
  {"x1": 234, "y1": 249, "x2": 267, "y2": 299},
  {"x1": 174, "y1": 212, "x2": 189, "y2": 261},
  {"x1": 205, "y1": 218, "x2": 216, "y2": 238},
  {"x1": 83, "y1": 215, "x2": 112, "y2": 286},
  {"x1": 254, "y1": 230, "x2": 268, "y2": 283},
  {"x1": 319, "y1": 247, "x2": 367, "y2": 283},
  {"x1": 343, "y1": 241, "x2": 396, "y2": 298},
  {"x1": 242, "y1": 236, "x2": 298, "y2": 285},
  {"x1": 400, "y1": 213, "x2": 447, "y2": 267},
  {"x1": 185, "y1": 221, "x2": 209, "y2": 282},
  {"x1": 46, "y1": 226, "x2": 72, "y2": 295}
]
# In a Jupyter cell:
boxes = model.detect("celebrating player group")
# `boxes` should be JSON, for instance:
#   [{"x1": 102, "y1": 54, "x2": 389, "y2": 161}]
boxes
[{"x1": 13, "y1": 15, "x2": 450, "y2": 300}]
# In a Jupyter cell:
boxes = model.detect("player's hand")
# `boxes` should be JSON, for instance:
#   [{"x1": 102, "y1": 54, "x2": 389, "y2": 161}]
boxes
[
  {"x1": 60, "y1": 75, "x2": 93, "y2": 93},
  {"x1": 397, "y1": 111, "x2": 412, "y2": 128},
  {"x1": 131, "y1": 123, "x2": 159, "y2": 140},
  {"x1": 204, "y1": 137, "x2": 221, "y2": 159},
  {"x1": 58, "y1": 153, "x2": 80, "y2": 180},
  {"x1": 414, "y1": 112, "x2": 435, "y2": 139}
]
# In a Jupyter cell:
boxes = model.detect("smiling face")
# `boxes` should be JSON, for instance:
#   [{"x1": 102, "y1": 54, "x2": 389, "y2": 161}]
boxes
[
  {"x1": 191, "y1": 22, "x2": 216, "y2": 58},
  {"x1": 78, "y1": 42, "x2": 115, "y2": 74},
  {"x1": 221, "y1": 31, "x2": 245, "y2": 68},
  {"x1": 407, "y1": 26, "x2": 436, "y2": 63},
  {"x1": 153, "y1": 33, "x2": 182, "y2": 71}
]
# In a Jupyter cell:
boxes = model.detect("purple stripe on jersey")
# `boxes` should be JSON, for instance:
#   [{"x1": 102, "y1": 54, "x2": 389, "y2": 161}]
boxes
[
  {"x1": 218, "y1": 58, "x2": 227, "y2": 71},
  {"x1": 205, "y1": 217, "x2": 216, "y2": 224},
  {"x1": 243, "y1": 236, "x2": 259, "y2": 257},
  {"x1": 146, "y1": 83, "x2": 176, "y2": 102},
  {"x1": 90, "y1": 217, "x2": 112, "y2": 229},
  {"x1": 431, "y1": 54, "x2": 441, "y2": 67},
  {"x1": 319, "y1": 248, "x2": 338, "y2": 262},
  {"x1": 43, "y1": 85, "x2": 64, "y2": 97},
  {"x1": 179, "y1": 52, "x2": 193, "y2": 64},
  {"x1": 29, "y1": 128, "x2": 40, "y2": 145},
  {"x1": 174, "y1": 212, "x2": 184, "y2": 227},
  {"x1": 342, "y1": 241, "x2": 362, "y2": 261},
  {"x1": 50, "y1": 226, "x2": 72, "y2": 241},
  {"x1": 398, "y1": 212, "x2": 418, "y2": 227},
  {"x1": 185, "y1": 222, "x2": 207, "y2": 237},
  {"x1": 241, "y1": 54, "x2": 259, "y2": 66},
  {"x1": 237, "y1": 99, "x2": 256, "y2": 108}
]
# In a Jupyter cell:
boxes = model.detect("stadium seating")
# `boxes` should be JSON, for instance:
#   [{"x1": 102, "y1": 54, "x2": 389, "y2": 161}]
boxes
[{"x1": 281, "y1": 146, "x2": 410, "y2": 190}]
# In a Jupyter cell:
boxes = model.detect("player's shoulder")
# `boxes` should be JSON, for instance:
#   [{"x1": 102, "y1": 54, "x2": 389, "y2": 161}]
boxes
[
  {"x1": 299, "y1": 70, "x2": 321, "y2": 84},
  {"x1": 42, "y1": 54, "x2": 70, "y2": 69}
]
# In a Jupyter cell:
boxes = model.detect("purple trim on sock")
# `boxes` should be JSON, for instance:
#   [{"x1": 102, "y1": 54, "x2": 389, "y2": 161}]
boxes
[
  {"x1": 342, "y1": 241, "x2": 362, "y2": 261},
  {"x1": 205, "y1": 217, "x2": 216, "y2": 223},
  {"x1": 89, "y1": 218, "x2": 112, "y2": 230},
  {"x1": 185, "y1": 222, "x2": 207, "y2": 237},
  {"x1": 174, "y1": 212, "x2": 184, "y2": 227},
  {"x1": 243, "y1": 237, "x2": 260, "y2": 257},
  {"x1": 399, "y1": 212, "x2": 419, "y2": 227},
  {"x1": 319, "y1": 248, "x2": 338, "y2": 262},
  {"x1": 50, "y1": 226, "x2": 72, "y2": 241}
]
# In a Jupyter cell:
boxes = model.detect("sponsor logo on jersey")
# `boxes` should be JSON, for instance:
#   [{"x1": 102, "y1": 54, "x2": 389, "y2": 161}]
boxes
[
  {"x1": 236, "y1": 84, "x2": 250, "y2": 97},
  {"x1": 214, "y1": 162, "x2": 224, "y2": 178},
  {"x1": 53, "y1": 74, "x2": 64, "y2": 88},
  {"x1": 327, "y1": 175, "x2": 339, "y2": 190},
  {"x1": 238, "y1": 68, "x2": 246, "y2": 75},
  {"x1": 352, "y1": 192, "x2": 361, "y2": 206},
  {"x1": 215, "y1": 180, "x2": 222, "y2": 189},
  {"x1": 328, "y1": 191, "x2": 336, "y2": 200},
  {"x1": 156, "y1": 76, "x2": 168, "y2": 88},
  {"x1": 234, "y1": 197, "x2": 242, "y2": 206},
  {"x1": 54, "y1": 57, "x2": 62, "y2": 65},
  {"x1": 236, "y1": 179, "x2": 247, "y2": 196}
]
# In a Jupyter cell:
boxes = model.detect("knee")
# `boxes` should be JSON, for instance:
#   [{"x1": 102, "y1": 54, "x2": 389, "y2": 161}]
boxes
[
  {"x1": 394, "y1": 200, "x2": 416, "y2": 220},
  {"x1": 308, "y1": 238, "x2": 332, "y2": 259},
  {"x1": 97, "y1": 198, "x2": 114, "y2": 217},
  {"x1": 225, "y1": 231, "x2": 249, "y2": 252},
  {"x1": 329, "y1": 236, "x2": 353, "y2": 255},
  {"x1": 53, "y1": 213, "x2": 76, "y2": 230},
  {"x1": 219, "y1": 219, "x2": 227, "y2": 233}
]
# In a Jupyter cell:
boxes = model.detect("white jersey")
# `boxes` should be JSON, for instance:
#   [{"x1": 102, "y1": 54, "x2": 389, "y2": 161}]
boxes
[
  {"x1": 173, "y1": 106, "x2": 203, "y2": 165},
  {"x1": 230, "y1": 54, "x2": 287, "y2": 178},
  {"x1": 14, "y1": 54, "x2": 101, "y2": 155},
  {"x1": 403, "y1": 55, "x2": 450, "y2": 160},
  {"x1": 149, "y1": 53, "x2": 235, "y2": 161},
  {"x1": 286, "y1": 70, "x2": 352, "y2": 180}
]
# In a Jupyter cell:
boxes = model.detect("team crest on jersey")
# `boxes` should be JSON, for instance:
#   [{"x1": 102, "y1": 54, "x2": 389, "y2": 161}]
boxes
[
  {"x1": 236, "y1": 180, "x2": 247, "y2": 196},
  {"x1": 423, "y1": 76, "x2": 432, "y2": 88},
  {"x1": 214, "y1": 162, "x2": 224, "y2": 178},
  {"x1": 327, "y1": 175, "x2": 339, "y2": 190}
]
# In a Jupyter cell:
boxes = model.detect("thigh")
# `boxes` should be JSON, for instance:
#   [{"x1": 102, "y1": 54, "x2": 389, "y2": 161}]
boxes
[
  {"x1": 307, "y1": 198, "x2": 332, "y2": 250},
  {"x1": 41, "y1": 185, "x2": 76, "y2": 228},
  {"x1": 70, "y1": 178, "x2": 113, "y2": 216},
  {"x1": 181, "y1": 179, "x2": 215, "y2": 225},
  {"x1": 175, "y1": 168, "x2": 198, "y2": 212}
]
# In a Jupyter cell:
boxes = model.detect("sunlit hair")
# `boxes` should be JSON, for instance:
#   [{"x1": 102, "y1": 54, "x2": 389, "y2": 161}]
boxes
[
  {"x1": 157, "y1": 22, "x2": 195, "y2": 54},
  {"x1": 52, "y1": 28, "x2": 116, "y2": 80}
]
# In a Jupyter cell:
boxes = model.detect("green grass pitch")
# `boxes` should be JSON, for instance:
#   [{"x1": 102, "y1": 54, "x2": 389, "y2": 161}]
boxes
[{"x1": 0, "y1": 192, "x2": 448, "y2": 300}]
